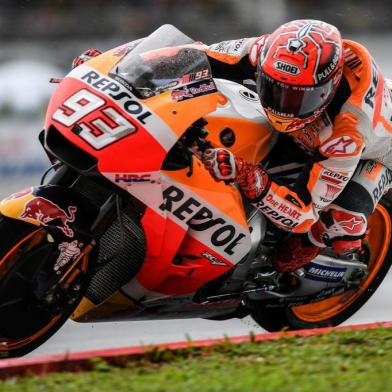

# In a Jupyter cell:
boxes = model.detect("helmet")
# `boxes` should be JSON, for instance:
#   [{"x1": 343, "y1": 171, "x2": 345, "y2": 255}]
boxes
[{"x1": 256, "y1": 20, "x2": 344, "y2": 132}]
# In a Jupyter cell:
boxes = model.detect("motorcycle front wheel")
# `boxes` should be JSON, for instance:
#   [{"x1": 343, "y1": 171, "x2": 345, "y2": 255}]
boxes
[
  {"x1": 251, "y1": 193, "x2": 392, "y2": 331},
  {"x1": 0, "y1": 216, "x2": 94, "y2": 358}
]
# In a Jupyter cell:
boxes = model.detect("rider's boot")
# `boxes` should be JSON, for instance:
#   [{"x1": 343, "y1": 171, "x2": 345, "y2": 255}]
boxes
[
  {"x1": 272, "y1": 233, "x2": 322, "y2": 273},
  {"x1": 272, "y1": 216, "x2": 364, "y2": 273}
]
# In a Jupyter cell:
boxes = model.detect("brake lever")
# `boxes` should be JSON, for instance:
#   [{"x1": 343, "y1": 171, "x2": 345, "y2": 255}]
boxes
[{"x1": 182, "y1": 124, "x2": 236, "y2": 187}]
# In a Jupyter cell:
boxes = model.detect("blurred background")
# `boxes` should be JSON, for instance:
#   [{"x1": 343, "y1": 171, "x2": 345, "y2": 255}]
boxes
[
  {"x1": 2, "y1": 0, "x2": 392, "y2": 355},
  {"x1": 1, "y1": 0, "x2": 392, "y2": 193}
]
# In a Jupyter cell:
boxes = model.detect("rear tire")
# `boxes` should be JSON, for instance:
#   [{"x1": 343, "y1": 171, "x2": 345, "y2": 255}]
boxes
[
  {"x1": 251, "y1": 193, "x2": 392, "y2": 331},
  {"x1": 0, "y1": 216, "x2": 93, "y2": 358}
]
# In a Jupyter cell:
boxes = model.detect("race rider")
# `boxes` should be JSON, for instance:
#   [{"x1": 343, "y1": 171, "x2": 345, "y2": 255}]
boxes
[
  {"x1": 200, "y1": 19, "x2": 392, "y2": 272},
  {"x1": 72, "y1": 20, "x2": 392, "y2": 273}
]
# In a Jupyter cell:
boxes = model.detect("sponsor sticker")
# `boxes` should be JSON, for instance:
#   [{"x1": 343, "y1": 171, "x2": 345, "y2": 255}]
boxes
[
  {"x1": 20, "y1": 197, "x2": 77, "y2": 237},
  {"x1": 316, "y1": 49, "x2": 340, "y2": 82},
  {"x1": 320, "y1": 169, "x2": 349, "y2": 185},
  {"x1": 338, "y1": 216, "x2": 366, "y2": 234},
  {"x1": 114, "y1": 173, "x2": 153, "y2": 184},
  {"x1": 171, "y1": 80, "x2": 217, "y2": 102},
  {"x1": 253, "y1": 200, "x2": 300, "y2": 229},
  {"x1": 211, "y1": 39, "x2": 245, "y2": 55},
  {"x1": 364, "y1": 60, "x2": 379, "y2": 109},
  {"x1": 230, "y1": 38, "x2": 245, "y2": 53},
  {"x1": 264, "y1": 194, "x2": 302, "y2": 220},
  {"x1": 155, "y1": 80, "x2": 179, "y2": 92},
  {"x1": 201, "y1": 251, "x2": 228, "y2": 266},
  {"x1": 54, "y1": 240, "x2": 83, "y2": 273},
  {"x1": 372, "y1": 168, "x2": 392, "y2": 203},
  {"x1": 320, "y1": 136, "x2": 357, "y2": 156},
  {"x1": 274, "y1": 60, "x2": 300, "y2": 76},
  {"x1": 239, "y1": 90, "x2": 259, "y2": 102},
  {"x1": 304, "y1": 262, "x2": 346, "y2": 282},
  {"x1": 211, "y1": 40, "x2": 231, "y2": 54},
  {"x1": 267, "y1": 108, "x2": 295, "y2": 118},
  {"x1": 159, "y1": 185, "x2": 248, "y2": 258},
  {"x1": 79, "y1": 70, "x2": 153, "y2": 125}
]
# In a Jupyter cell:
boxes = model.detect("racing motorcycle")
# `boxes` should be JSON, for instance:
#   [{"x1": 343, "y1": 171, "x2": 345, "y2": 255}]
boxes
[{"x1": 1, "y1": 25, "x2": 391, "y2": 358}]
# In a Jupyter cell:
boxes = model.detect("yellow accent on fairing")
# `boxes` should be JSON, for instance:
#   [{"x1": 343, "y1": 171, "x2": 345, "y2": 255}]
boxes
[
  {"x1": 71, "y1": 297, "x2": 95, "y2": 321},
  {"x1": 205, "y1": 116, "x2": 273, "y2": 164},
  {"x1": 0, "y1": 193, "x2": 39, "y2": 226},
  {"x1": 71, "y1": 292, "x2": 135, "y2": 322}
]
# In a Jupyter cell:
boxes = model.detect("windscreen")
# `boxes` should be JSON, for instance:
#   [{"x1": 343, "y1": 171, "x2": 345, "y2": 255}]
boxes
[
  {"x1": 111, "y1": 25, "x2": 214, "y2": 99},
  {"x1": 129, "y1": 24, "x2": 194, "y2": 55}
]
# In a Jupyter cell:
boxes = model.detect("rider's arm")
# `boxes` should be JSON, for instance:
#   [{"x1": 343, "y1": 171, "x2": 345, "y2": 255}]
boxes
[
  {"x1": 203, "y1": 36, "x2": 269, "y2": 81},
  {"x1": 203, "y1": 112, "x2": 365, "y2": 233},
  {"x1": 251, "y1": 113, "x2": 365, "y2": 233}
]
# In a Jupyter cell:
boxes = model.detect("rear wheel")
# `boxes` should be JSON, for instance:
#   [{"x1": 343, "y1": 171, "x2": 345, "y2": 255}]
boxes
[
  {"x1": 251, "y1": 194, "x2": 392, "y2": 331},
  {"x1": 0, "y1": 216, "x2": 93, "y2": 358}
]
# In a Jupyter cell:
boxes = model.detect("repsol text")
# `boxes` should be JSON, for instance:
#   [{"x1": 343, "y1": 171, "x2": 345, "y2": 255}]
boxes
[
  {"x1": 81, "y1": 70, "x2": 152, "y2": 125},
  {"x1": 159, "y1": 185, "x2": 247, "y2": 256}
]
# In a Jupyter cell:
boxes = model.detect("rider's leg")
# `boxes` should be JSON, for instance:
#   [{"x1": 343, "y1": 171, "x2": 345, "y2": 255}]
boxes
[
  {"x1": 273, "y1": 160, "x2": 392, "y2": 272},
  {"x1": 311, "y1": 160, "x2": 391, "y2": 252}
]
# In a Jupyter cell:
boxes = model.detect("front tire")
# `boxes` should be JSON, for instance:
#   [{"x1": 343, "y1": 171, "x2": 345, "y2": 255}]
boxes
[
  {"x1": 0, "y1": 216, "x2": 93, "y2": 358},
  {"x1": 251, "y1": 193, "x2": 392, "y2": 331}
]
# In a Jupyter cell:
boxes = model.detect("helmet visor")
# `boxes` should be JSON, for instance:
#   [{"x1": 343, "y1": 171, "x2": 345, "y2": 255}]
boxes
[{"x1": 257, "y1": 70, "x2": 335, "y2": 119}]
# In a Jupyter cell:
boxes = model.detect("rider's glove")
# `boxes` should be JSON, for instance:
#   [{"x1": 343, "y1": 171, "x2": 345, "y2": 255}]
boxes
[
  {"x1": 202, "y1": 148, "x2": 237, "y2": 181},
  {"x1": 72, "y1": 49, "x2": 102, "y2": 69},
  {"x1": 202, "y1": 148, "x2": 270, "y2": 200}
]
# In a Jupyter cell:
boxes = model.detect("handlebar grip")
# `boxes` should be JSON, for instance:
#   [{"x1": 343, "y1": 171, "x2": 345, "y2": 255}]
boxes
[{"x1": 197, "y1": 138, "x2": 212, "y2": 153}]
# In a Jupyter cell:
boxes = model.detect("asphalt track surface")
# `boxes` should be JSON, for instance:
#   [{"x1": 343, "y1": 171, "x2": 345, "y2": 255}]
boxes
[{"x1": 28, "y1": 272, "x2": 392, "y2": 357}]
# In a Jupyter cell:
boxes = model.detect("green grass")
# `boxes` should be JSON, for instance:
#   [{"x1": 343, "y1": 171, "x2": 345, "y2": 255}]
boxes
[{"x1": 2, "y1": 327, "x2": 392, "y2": 392}]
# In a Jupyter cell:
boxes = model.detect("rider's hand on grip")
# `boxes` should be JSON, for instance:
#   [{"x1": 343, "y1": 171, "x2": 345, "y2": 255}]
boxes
[
  {"x1": 202, "y1": 148, "x2": 270, "y2": 200},
  {"x1": 202, "y1": 148, "x2": 236, "y2": 182}
]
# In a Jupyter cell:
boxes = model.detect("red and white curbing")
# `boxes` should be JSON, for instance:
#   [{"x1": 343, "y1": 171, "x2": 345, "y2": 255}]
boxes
[{"x1": 1, "y1": 321, "x2": 392, "y2": 379}]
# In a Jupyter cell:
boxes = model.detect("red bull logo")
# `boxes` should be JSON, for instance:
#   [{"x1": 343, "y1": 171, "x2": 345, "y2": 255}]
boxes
[{"x1": 20, "y1": 197, "x2": 77, "y2": 237}]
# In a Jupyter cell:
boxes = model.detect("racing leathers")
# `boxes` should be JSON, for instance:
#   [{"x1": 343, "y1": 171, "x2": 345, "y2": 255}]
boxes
[{"x1": 201, "y1": 36, "x2": 392, "y2": 271}]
